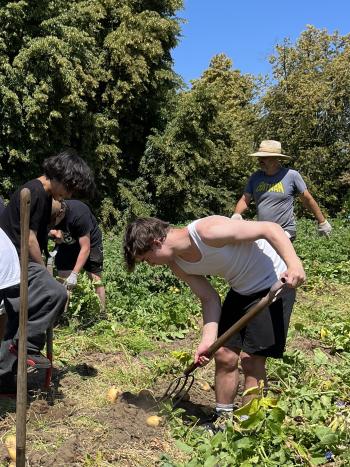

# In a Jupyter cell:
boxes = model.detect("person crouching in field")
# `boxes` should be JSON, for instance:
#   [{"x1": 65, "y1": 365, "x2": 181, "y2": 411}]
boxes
[
  {"x1": 124, "y1": 215, "x2": 305, "y2": 431},
  {"x1": 49, "y1": 199, "x2": 105, "y2": 310},
  {"x1": 0, "y1": 149, "x2": 95, "y2": 393}
]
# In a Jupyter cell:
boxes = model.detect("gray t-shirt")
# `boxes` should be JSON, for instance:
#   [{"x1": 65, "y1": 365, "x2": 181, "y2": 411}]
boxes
[{"x1": 245, "y1": 168, "x2": 307, "y2": 235}]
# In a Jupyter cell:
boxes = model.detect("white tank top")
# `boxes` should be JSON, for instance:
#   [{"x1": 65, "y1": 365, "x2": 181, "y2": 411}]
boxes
[{"x1": 174, "y1": 219, "x2": 286, "y2": 295}]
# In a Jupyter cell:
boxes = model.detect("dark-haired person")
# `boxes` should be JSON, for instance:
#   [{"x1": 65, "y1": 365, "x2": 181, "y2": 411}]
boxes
[
  {"x1": 49, "y1": 199, "x2": 105, "y2": 310},
  {"x1": 0, "y1": 149, "x2": 95, "y2": 392},
  {"x1": 1, "y1": 148, "x2": 95, "y2": 263},
  {"x1": 124, "y1": 216, "x2": 305, "y2": 431}
]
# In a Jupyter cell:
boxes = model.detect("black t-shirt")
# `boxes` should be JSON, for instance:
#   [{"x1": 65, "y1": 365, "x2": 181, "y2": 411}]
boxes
[
  {"x1": 55, "y1": 200, "x2": 102, "y2": 248},
  {"x1": 0, "y1": 179, "x2": 52, "y2": 256}
]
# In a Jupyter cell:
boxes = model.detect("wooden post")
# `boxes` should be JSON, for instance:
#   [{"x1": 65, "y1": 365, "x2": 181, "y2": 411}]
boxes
[
  {"x1": 45, "y1": 253, "x2": 55, "y2": 389},
  {"x1": 16, "y1": 188, "x2": 31, "y2": 466},
  {"x1": 44, "y1": 326, "x2": 53, "y2": 389}
]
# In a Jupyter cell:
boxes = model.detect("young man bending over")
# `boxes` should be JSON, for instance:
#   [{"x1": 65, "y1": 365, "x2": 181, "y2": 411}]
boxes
[{"x1": 124, "y1": 215, "x2": 305, "y2": 430}]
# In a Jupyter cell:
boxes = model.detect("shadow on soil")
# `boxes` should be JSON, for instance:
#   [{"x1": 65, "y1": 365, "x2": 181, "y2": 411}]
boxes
[
  {"x1": 121, "y1": 389, "x2": 213, "y2": 423},
  {"x1": 0, "y1": 361, "x2": 99, "y2": 418}
]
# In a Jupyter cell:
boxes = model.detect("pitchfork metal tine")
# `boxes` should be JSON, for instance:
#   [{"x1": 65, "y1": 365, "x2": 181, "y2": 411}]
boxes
[
  {"x1": 158, "y1": 374, "x2": 195, "y2": 405},
  {"x1": 172, "y1": 375, "x2": 194, "y2": 408}
]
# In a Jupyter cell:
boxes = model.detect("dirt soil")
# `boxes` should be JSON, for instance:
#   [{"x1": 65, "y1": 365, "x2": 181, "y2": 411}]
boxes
[
  {"x1": 0, "y1": 331, "x2": 335, "y2": 466},
  {"x1": 0, "y1": 340, "x2": 238, "y2": 467}
]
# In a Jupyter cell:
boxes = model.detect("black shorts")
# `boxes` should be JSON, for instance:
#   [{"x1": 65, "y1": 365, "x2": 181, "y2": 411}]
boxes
[
  {"x1": 218, "y1": 287, "x2": 296, "y2": 358},
  {"x1": 55, "y1": 243, "x2": 104, "y2": 275}
]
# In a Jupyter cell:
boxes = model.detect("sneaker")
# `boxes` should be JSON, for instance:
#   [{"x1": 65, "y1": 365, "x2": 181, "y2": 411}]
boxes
[
  {"x1": 199, "y1": 411, "x2": 232, "y2": 434},
  {"x1": 0, "y1": 373, "x2": 17, "y2": 394},
  {"x1": 9, "y1": 345, "x2": 52, "y2": 370},
  {"x1": 26, "y1": 352, "x2": 51, "y2": 370}
]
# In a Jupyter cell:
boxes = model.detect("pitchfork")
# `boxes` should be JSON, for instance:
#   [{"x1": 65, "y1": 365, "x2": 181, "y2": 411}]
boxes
[{"x1": 159, "y1": 279, "x2": 286, "y2": 406}]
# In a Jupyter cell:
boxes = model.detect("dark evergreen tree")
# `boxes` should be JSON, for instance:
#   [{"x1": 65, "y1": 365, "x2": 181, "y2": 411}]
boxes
[
  {"x1": 0, "y1": 0, "x2": 182, "y2": 223},
  {"x1": 141, "y1": 54, "x2": 257, "y2": 221}
]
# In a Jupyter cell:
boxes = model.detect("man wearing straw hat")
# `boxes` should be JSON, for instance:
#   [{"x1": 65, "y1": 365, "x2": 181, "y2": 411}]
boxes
[{"x1": 232, "y1": 140, "x2": 331, "y2": 241}]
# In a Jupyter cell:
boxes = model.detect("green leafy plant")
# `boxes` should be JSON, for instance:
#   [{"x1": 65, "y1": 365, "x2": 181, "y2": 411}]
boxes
[
  {"x1": 294, "y1": 218, "x2": 350, "y2": 287},
  {"x1": 164, "y1": 381, "x2": 349, "y2": 466},
  {"x1": 63, "y1": 272, "x2": 101, "y2": 329}
]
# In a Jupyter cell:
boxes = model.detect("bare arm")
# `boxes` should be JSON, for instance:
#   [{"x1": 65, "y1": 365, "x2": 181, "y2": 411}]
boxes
[
  {"x1": 299, "y1": 190, "x2": 325, "y2": 224},
  {"x1": 49, "y1": 229, "x2": 64, "y2": 244},
  {"x1": 170, "y1": 261, "x2": 221, "y2": 364},
  {"x1": 198, "y1": 216, "x2": 305, "y2": 288},
  {"x1": 72, "y1": 235, "x2": 91, "y2": 274},
  {"x1": 234, "y1": 193, "x2": 252, "y2": 215},
  {"x1": 28, "y1": 230, "x2": 45, "y2": 266}
]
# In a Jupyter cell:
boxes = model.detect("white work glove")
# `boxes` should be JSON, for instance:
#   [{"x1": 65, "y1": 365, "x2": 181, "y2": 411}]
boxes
[
  {"x1": 65, "y1": 272, "x2": 78, "y2": 290},
  {"x1": 317, "y1": 220, "x2": 332, "y2": 237},
  {"x1": 231, "y1": 213, "x2": 243, "y2": 220}
]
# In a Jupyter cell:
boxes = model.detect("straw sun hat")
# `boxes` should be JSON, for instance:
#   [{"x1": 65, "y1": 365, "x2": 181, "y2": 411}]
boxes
[{"x1": 250, "y1": 140, "x2": 291, "y2": 159}]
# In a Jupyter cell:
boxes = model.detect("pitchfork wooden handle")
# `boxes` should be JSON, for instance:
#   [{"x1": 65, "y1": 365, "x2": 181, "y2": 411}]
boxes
[{"x1": 183, "y1": 279, "x2": 285, "y2": 376}]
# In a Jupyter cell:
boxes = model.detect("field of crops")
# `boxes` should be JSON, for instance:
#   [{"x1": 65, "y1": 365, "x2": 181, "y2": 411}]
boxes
[{"x1": 0, "y1": 218, "x2": 349, "y2": 466}]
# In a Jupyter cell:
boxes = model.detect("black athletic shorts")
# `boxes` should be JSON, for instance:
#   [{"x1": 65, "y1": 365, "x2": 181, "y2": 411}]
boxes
[
  {"x1": 55, "y1": 243, "x2": 104, "y2": 275},
  {"x1": 218, "y1": 286, "x2": 296, "y2": 358}
]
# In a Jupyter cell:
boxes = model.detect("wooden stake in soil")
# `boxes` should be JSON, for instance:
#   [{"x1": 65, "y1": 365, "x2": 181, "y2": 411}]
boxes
[
  {"x1": 45, "y1": 251, "x2": 55, "y2": 389},
  {"x1": 16, "y1": 188, "x2": 31, "y2": 466}
]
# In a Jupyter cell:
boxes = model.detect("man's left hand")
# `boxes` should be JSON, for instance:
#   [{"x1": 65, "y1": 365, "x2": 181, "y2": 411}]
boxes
[
  {"x1": 318, "y1": 220, "x2": 332, "y2": 237},
  {"x1": 280, "y1": 263, "x2": 306, "y2": 288},
  {"x1": 65, "y1": 272, "x2": 78, "y2": 290}
]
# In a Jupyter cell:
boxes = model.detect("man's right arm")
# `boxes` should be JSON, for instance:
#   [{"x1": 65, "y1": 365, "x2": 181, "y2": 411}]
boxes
[
  {"x1": 234, "y1": 193, "x2": 252, "y2": 215},
  {"x1": 170, "y1": 261, "x2": 221, "y2": 366},
  {"x1": 28, "y1": 229, "x2": 45, "y2": 266}
]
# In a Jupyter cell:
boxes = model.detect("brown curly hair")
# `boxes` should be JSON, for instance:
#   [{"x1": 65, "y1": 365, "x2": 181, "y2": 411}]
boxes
[{"x1": 123, "y1": 217, "x2": 170, "y2": 272}]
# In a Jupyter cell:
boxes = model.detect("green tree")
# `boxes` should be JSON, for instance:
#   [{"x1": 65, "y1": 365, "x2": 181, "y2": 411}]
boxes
[
  {"x1": 0, "y1": 0, "x2": 182, "y2": 222},
  {"x1": 141, "y1": 54, "x2": 258, "y2": 221},
  {"x1": 260, "y1": 26, "x2": 350, "y2": 215}
]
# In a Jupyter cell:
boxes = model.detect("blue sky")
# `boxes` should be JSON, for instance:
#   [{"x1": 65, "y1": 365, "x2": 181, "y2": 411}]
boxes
[{"x1": 172, "y1": 0, "x2": 350, "y2": 84}]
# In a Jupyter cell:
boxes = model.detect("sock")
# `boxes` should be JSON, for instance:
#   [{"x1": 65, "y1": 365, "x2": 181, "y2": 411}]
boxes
[{"x1": 215, "y1": 403, "x2": 234, "y2": 414}]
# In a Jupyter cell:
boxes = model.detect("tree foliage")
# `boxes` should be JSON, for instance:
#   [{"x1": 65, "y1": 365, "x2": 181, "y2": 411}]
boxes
[
  {"x1": 141, "y1": 54, "x2": 257, "y2": 221},
  {"x1": 0, "y1": 13, "x2": 349, "y2": 222},
  {"x1": 260, "y1": 26, "x2": 350, "y2": 215},
  {"x1": 0, "y1": 0, "x2": 182, "y2": 221}
]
